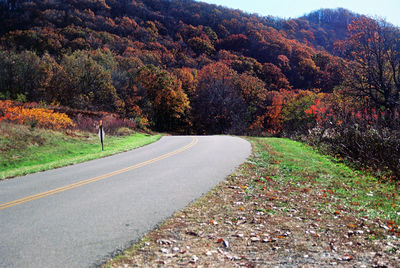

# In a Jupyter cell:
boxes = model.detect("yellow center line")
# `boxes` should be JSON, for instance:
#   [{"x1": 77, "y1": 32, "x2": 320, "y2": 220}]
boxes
[{"x1": 0, "y1": 137, "x2": 199, "y2": 210}]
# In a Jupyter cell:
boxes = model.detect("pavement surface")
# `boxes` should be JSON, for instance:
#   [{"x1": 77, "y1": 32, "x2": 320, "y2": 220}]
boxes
[{"x1": 0, "y1": 136, "x2": 251, "y2": 268}]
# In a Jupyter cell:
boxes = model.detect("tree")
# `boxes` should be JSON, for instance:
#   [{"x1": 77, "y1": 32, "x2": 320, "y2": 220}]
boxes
[
  {"x1": 281, "y1": 90, "x2": 324, "y2": 134},
  {"x1": 58, "y1": 50, "x2": 122, "y2": 112},
  {"x1": 263, "y1": 90, "x2": 296, "y2": 134},
  {"x1": 337, "y1": 17, "x2": 400, "y2": 121},
  {"x1": 187, "y1": 37, "x2": 215, "y2": 55},
  {"x1": 236, "y1": 73, "x2": 267, "y2": 129},
  {"x1": 217, "y1": 34, "x2": 249, "y2": 52},
  {"x1": 260, "y1": 63, "x2": 291, "y2": 91},
  {"x1": 37, "y1": 52, "x2": 63, "y2": 103},
  {"x1": 312, "y1": 52, "x2": 345, "y2": 92},
  {"x1": 172, "y1": 68, "x2": 198, "y2": 98},
  {"x1": 137, "y1": 65, "x2": 190, "y2": 132},
  {"x1": 192, "y1": 62, "x2": 247, "y2": 134},
  {"x1": 0, "y1": 50, "x2": 47, "y2": 101},
  {"x1": 289, "y1": 45, "x2": 318, "y2": 88}
]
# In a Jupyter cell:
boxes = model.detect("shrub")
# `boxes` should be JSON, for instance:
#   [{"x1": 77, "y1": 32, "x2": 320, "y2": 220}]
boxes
[
  {"x1": 315, "y1": 124, "x2": 400, "y2": 180},
  {"x1": 51, "y1": 106, "x2": 138, "y2": 134},
  {"x1": 101, "y1": 115, "x2": 136, "y2": 135},
  {"x1": 0, "y1": 100, "x2": 75, "y2": 129},
  {"x1": 73, "y1": 113, "x2": 98, "y2": 133},
  {"x1": 0, "y1": 100, "x2": 138, "y2": 135},
  {"x1": 281, "y1": 90, "x2": 324, "y2": 135},
  {"x1": 299, "y1": 95, "x2": 400, "y2": 181},
  {"x1": 115, "y1": 127, "x2": 135, "y2": 136}
]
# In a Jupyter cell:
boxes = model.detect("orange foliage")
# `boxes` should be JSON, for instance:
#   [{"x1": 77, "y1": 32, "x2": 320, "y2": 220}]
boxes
[
  {"x1": 0, "y1": 100, "x2": 75, "y2": 129},
  {"x1": 266, "y1": 90, "x2": 296, "y2": 134},
  {"x1": 249, "y1": 90, "x2": 296, "y2": 134}
]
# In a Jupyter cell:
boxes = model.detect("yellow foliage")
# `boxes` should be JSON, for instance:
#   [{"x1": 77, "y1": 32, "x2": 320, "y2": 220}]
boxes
[{"x1": 0, "y1": 100, "x2": 75, "y2": 129}]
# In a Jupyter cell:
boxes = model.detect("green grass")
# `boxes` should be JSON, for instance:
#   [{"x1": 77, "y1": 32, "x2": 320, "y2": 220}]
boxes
[
  {"x1": 0, "y1": 123, "x2": 161, "y2": 179},
  {"x1": 251, "y1": 137, "x2": 399, "y2": 224}
]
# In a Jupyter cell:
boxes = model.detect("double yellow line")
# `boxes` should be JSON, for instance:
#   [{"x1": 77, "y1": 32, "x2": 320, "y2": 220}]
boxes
[{"x1": 0, "y1": 137, "x2": 198, "y2": 210}]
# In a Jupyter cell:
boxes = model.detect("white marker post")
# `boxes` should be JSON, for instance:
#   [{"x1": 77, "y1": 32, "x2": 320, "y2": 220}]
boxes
[{"x1": 98, "y1": 120, "x2": 105, "y2": 151}]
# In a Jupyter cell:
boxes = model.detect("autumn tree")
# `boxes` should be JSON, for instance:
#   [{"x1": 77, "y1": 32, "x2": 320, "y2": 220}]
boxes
[
  {"x1": 217, "y1": 34, "x2": 248, "y2": 52},
  {"x1": 187, "y1": 37, "x2": 215, "y2": 55},
  {"x1": 111, "y1": 55, "x2": 145, "y2": 122},
  {"x1": 192, "y1": 62, "x2": 247, "y2": 134},
  {"x1": 172, "y1": 67, "x2": 198, "y2": 98},
  {"x1": 257, "y1": 90, "x2": 298, "y2": 134},
  {"x1": 281, "y1": 90, "x2": 324, "y2": 134},
  {"x1": 289, "y1": 45, "x2": 318, "y2": 88},
  {"x1": 0, "y1": 50, "x2": 49, "y2": 101},
  {"x1": 57, "y1": 50, "x2": 123, "y2": 113},
  {"x1": 312, "y1": 52, "x2": 345, "y2": 92},
  {"x1": 36, "y1": 52, "x2": 63, "y2": 104},
  {"x1": 260, "y1": 63, "x2": 291, "y2": 91},
  {"x1": 337, "y1": 17, "x2": 400, "y2": 121},
  {"x1": 137, "y1": 65, "x2": 190, "y2": 132},
  {"x1": 230, "y1": 56, "x2": 263, "y2": 76},
  {"x1": 236, "y1": 73, "x2": 268, "y2": 131}
]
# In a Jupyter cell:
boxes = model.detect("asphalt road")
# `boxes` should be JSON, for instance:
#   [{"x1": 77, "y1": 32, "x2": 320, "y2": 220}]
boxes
[{"x1": 0, "y1": 136, "x2": 251, "y2": 267}]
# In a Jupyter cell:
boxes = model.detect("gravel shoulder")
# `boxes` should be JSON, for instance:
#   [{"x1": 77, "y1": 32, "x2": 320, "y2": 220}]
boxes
[{"x1": 105, "y1": 137, "x2": 400, "y2": 268}]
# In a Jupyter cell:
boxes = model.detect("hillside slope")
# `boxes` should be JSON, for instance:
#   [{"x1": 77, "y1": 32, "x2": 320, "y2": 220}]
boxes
[{"x1": 0, "y1": 0, "x2": 378, "y2": 134}]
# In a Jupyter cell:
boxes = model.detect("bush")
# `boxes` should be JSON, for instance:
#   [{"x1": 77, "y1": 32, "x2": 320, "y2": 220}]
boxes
[
  {"x1": 315, "y1": 124, "x2": 400, "y2": 180},
  {"x1": 100, "y1": 115, "x2": 134, "y2": 135},
  {"x1": 0, "y1": 101, "x2": 138, "y2": 135},
  {"x1": 0, "y1": 100, "x2": 75, "y2": 129},
  {"x1": 73, "y1": 113, "x2": 98, "y2": 133},
  {"x1": 300, "y1": 96, "x2": 400, "y2": 181},
  {"x1": 115, "y1": 127, "x2": 135, "y2": 136},
  {"x1": 280, "y1": 93, "x2": 400, "y2": 182},
  {"x1": 52, "y1": 106, "x2": 138, "y2": 135}
]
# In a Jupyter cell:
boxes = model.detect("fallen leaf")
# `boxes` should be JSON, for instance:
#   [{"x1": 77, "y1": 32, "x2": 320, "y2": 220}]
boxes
[
  {"x1": 262, "y1": 237, "x2": 276, "y2": 243},
  {"x1": 190, "y1": 255, "x2": 199, "y2": 263},
  {"x1": 160, "y1": 248, "x2": 169, "y2": 254},
  {"x1": 342, "y1": 255, "x2": 353, "y2": 261},
  {"x1": 223, "y1": 239, "x2": 229, "y2": 248},
  {"x1": 186, "y1": 230, "x2": 199, "y2": 236},
  {"x1": 158, "y1": 239, "x2": 172, "y2": 245}
]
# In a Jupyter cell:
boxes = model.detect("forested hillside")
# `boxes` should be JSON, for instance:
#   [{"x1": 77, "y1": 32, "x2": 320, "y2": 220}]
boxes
[
  {"x1": 0, "y1": 0, "x2": 353, "y2": 133},
  {"x1": 0, "y1": 1, "x2": 399, "y2": 150}
]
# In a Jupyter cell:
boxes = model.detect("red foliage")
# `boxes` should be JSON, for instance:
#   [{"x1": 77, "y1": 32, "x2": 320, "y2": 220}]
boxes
[
  {"x1": 304, "y1": 99, "x2": 327, "y2": 125},
  {"x1": 218, "y1": 34, "x2": 249, "y2": 51}
]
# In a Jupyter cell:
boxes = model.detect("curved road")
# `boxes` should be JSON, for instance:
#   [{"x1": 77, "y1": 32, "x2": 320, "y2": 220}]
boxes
[{"x1": 0, "y1": 136, "x2": 251, "y2": 267}]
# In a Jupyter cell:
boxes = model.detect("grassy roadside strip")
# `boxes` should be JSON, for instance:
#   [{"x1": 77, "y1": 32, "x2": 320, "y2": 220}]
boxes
[
  {"x1": 105, "y1": 137, "x2": 399, "y2": 267},
  {"x1": 0, "y1": 123, "x2": 161, "y2": 179}
]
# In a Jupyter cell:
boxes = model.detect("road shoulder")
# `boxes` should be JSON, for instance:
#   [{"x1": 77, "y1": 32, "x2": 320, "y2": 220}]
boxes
[{"x1": 104, "y1": 137, "x2": 400, "y2": 267}]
